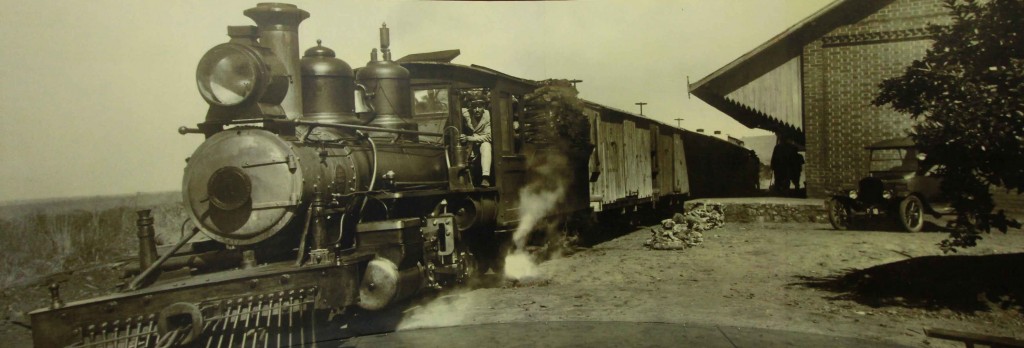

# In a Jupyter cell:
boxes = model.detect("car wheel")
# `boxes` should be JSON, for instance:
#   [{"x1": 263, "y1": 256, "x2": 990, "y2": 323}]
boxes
[
  {"x1": 828, "y1": 198, "x2": 852, "y2": 230},
  {"x1": 899, "y1": 195, "x2": 925, "y2": 232}
]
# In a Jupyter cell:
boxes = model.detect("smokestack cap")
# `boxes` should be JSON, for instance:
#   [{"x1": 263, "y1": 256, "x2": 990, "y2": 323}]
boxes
[
  {"x1": 227, "y1": 25, "x2": 259, "y2": 40},
  {"x1": 244, "y1": 3, "x2": 309, "y2": 29}
]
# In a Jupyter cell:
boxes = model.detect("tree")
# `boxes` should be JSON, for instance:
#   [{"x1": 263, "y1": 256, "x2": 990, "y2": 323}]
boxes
[{"x1": 873, "y1": 0, "x2": 1023, "y2": 251}]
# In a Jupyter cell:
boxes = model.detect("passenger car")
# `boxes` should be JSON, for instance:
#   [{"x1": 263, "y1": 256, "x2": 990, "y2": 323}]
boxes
[{"x1": 827, "y1": 137, "x2": 951, "y2": 232}]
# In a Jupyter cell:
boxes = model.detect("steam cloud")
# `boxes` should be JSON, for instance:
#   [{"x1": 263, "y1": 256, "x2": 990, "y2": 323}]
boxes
[
  {"x1": 503, "y1": 151, "x2": 570, "y2": 281},
  {"x1": 396, "y1": 291, "x2": 477, "y2": 330},
  {"x1": 396, "y1": 151, "x2": 573, "y2": 330}
]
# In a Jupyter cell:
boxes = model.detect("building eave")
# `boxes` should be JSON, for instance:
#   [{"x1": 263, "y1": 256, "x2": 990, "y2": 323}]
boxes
[
  {"x1": 689, "y1": 0, "x2": 893, "y2": 95},
  {"x1": 688, "y1": 0, "x2": 894, "y2": 142}
]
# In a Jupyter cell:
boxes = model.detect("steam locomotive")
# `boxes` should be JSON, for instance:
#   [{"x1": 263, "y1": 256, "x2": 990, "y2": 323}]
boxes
[{"x1": 29, "y1": 3, "x2": 758, "y2": 347}]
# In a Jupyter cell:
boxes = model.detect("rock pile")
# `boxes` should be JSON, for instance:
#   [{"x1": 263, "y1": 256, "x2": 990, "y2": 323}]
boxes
[{"x1": 645, "y1": 204, "x2": 724, "y2": 250}]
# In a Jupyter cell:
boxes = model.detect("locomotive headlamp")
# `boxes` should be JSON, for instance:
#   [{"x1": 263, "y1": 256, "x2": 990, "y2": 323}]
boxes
[
  {"x1": 197, "y1": 45, "x2": 258, "y2": 106},
  {"x1": 882, "y1": 190, "x2": 894, "y2": 200},
  {"x1": 196, "y1": 42, "x2": 288, "y2": 110}
]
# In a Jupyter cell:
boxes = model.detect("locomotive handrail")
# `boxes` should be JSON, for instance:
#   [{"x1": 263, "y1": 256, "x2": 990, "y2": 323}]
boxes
[
  {"x1": 290, "y1": 120, "x2": 444, "y2": 137},
  {"x1": 183, "y1": 118, "x2": 445, "y2": 138}
]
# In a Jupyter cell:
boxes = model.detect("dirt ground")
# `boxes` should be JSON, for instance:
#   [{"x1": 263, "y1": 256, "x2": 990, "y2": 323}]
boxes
[
  {"x1": 395, "y1": 222, "x2": 1024, "y2": 348},
  {"x1": 4, "y1": 221, "x2": 1024, "y2": 347}
]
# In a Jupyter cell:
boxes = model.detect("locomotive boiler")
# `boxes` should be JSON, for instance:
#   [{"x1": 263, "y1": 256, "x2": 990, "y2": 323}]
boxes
[{"x1": 29, "y1": 3, "x2": 490, "y2": 347}]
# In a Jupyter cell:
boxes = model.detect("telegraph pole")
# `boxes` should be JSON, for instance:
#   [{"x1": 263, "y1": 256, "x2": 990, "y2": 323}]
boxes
[
  {"x1": 635, "y1": 102, "x2": 647, "y2": 116},
  {"x1": 674, "y1": 118, "x2": 684, "y2": 128}
]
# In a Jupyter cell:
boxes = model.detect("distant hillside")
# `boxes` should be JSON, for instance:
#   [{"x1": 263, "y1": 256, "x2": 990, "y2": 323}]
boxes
[{"x1": 0, "y1": 191, "x2": 180, "y2": 220}]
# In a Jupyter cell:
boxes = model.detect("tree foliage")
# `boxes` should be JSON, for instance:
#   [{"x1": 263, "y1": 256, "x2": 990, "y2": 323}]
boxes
[{"x1": 873, "y1": 0, "x2": 1023, "y2": 251}]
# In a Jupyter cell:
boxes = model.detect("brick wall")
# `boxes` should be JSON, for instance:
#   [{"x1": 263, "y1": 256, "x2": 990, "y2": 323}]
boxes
[{"x1": 803, "y1": 0, "x2": 949, "y2": 197}]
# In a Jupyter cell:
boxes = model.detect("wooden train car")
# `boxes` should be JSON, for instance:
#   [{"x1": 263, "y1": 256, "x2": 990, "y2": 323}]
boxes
[
  {"x1": 584, "y1": 102, "x2": 760, "y2": 215},
  {"x1": 680, "y1": 130, "x2": 761, "y2": 198}
]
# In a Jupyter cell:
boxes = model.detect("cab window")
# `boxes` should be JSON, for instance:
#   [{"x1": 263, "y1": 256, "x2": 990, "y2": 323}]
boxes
[{"x1": 412, "y1": 87, "x2": 450, "y2": 135}]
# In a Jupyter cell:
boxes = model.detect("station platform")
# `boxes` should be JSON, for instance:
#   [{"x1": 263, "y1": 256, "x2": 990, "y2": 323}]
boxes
[{"x1": 683, "y1": 197, "x2": 827, "y2": 223}]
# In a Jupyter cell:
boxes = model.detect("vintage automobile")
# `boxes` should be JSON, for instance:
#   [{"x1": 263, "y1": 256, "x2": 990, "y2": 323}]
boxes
[{"x1": 827, "y1": 137, "x2": 951, "y2": 232}]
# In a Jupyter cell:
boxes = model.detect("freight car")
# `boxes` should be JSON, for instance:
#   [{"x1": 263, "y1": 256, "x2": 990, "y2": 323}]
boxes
[
  {"x1": 583, "y1": 103, "x2": 759, "y2": 217},
  {"x1": 28, "y1": 3, "x2": 758, "y2": 347}
]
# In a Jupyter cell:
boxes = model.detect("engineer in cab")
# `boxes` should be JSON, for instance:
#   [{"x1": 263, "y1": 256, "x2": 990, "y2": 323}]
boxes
[{"x1": 460, "y1": 97, "x2": 492, "y2": 187}]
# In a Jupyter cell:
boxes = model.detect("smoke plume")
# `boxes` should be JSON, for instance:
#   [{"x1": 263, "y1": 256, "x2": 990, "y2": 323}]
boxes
[{"x1": 503, "y1": 151, "x2": 570, "y2": 281}]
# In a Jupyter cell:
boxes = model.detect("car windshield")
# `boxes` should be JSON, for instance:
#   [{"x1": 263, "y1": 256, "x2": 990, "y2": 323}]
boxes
[{"x1": 869, "y1": 147, "x2": 918, "y2": 172}]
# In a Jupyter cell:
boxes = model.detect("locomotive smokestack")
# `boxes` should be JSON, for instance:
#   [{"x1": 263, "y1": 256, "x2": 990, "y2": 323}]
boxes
[{"x1": 244, "y1": 3, "x2": 309, "y2": 119}]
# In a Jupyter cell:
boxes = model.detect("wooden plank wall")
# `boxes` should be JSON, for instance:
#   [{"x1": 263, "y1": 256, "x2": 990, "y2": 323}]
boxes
[
  {"x1": 623, "y1": 119, "x2": 653, "y2": 199},
  {"x1": 634, "y1": 122, "x2": 651, "y2": 198},
  {"x1": 725, "y1": 55, "x2": 803, "y2": 130},
  {"x1": 657, "y1": 128, "x2": 675, "y2": 195},
  {"x1": 649, "y1": 125, "x2": 661, "y2": 196},
  {"x1": 624, "y1": 119, "x2": 637, "y2": 198},
  {"x1": 638, "y1": 123, "x2": 653, "y2": 198},
  {"x1": 596, "y1": 114, "x2": 625, "y2": 204},
  {"x1": 673, "y1": 133, "x2": 690, "y2": 194},
  {"x1": 586, "y1": 107, "x2": 601, "y2": 199},
  {"x1": 591, "y1": 106, "x2": 684, "y2": 208}
]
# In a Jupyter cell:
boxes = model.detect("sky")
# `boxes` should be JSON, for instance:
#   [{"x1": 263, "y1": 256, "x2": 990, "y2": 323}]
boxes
[{"x1": 0, "y1": 0, "x2": 833, "y2": 202}]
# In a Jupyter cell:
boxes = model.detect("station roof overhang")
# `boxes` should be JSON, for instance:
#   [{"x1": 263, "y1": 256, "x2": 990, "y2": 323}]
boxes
[{"x1": 687, "y1": 0, "x2": 894, "y2": 145}]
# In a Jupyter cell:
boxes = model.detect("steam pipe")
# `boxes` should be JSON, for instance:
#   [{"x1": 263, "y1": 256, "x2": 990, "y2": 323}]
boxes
[
  {"x1": 359, "y1": 131, "x2": 378, "y2": 223},
  {"x1": 128, "y1": 227, "x2": 200, "y2": 291},
  {"x1": 244, "y1": 3, "x2": 310, "y2": 119},
  {"x1": 366, "y1": 134, "x2": 378, "y2": 193},
  {"x1": 311, "y1": 188, "x2": 327, "y2": 250},
  {"x1": 295, "y1": 202, "x2": 315, "y2": 266}
]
